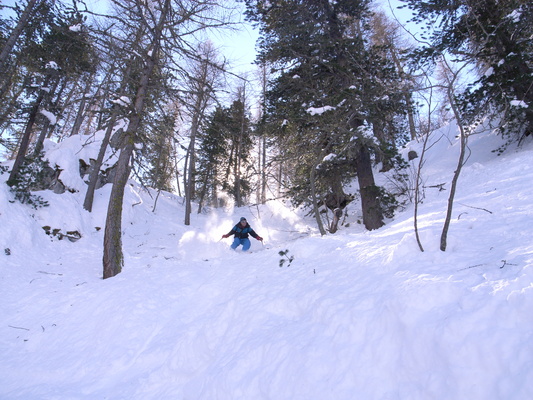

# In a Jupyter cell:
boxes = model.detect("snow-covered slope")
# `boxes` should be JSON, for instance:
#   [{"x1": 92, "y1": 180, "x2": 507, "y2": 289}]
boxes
[{"x1": 1, "y1": 125, "x2": 532, "y2": 400}]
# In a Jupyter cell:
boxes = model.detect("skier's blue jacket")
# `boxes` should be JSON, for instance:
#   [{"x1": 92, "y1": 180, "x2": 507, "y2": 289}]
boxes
[{"x1": 226, "y1": 222, "x2": 260, "y2": 240}]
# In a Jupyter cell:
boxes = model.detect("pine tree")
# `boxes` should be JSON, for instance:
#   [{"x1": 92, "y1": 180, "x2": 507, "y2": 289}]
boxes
[
  {"x1": 405, "y1": 0, "x2": 533, "y2": 139},
  {"x1": 196, "y1": 97, "x2": 254, "y2": 208},
  {"x1": 245, "y1": 0, "x2": 407, "y2": 231},
  {"x1": 196, "y1": 106, "x2": 231, "y2": 209},
  {"x1": 6, "y1": 3, "x2": 96, "y2": 187},
  {"x1": 183, "y1": 41, "x2": 222, "y2": 225}
]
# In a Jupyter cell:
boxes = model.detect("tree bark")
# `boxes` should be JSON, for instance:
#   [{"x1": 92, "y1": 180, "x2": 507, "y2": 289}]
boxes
[
  {"x1": 261, "y1": 135, "x2": 267, "y2": 204},
  {"x1": 355, "y1": 142, "x2": 384, "y2": 231},
  {"x1": 83, "y1": 114, "x2": 117, "y2": 212},
  {"x1": 440, "y1": 87, "x2": 467, "y2": 251},
  {"x1": 235, "y1": 89, "x2": 246, "y2": 207},
  {"x1": 70, "y1": 80, "x2": 92, "y2": 137},
  {"x1": 310, "y1": 162, "x2": 327, "y2": 236},
  {"x1": 103, "y1": 139, "x2": 134, "y2": 279},
  {"x1": 185, "y1": 69, "x2": 208, "y2": 225},
  {"x1": 7, "y1": 74, "x2": 51, "y2": 184},
  {"x1": 84, "y1": 63, "x2": 133, "y2": 212},
  {"x1": 103, "y1": 0, "x2": 170, "y2": 279},
  {"x1": 32, "y1": 76, "x2": 60, "y2": 157}
]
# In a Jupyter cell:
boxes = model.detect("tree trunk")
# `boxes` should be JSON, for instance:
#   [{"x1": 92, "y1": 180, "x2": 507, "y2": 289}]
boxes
[
  {"x1": 414, "y1": 126, "x2": 432, "y2": 252},
  {"x1": 33, "y1": 77, "x2": 60, "y2": 157},
  {"x1": 235, "y1": 95, "x2": 246, "y2": 207},
  {"x1": 70, "y1": 80, "x2": 92, "y2": 137},
  {"x1": 440, "y1": 87, "x2": 468, "y2": 251},
  {"x1": 103, "y1": 139, "x2": 134, "y2": 279},
  {"x1": 355, "y1": 142, "x2": 384, "y2": 231},
  {"x1": 329, "y1": 208, "x2": 343, "y2": 234},
  {"x1": 310, "y1": 162, "x2": 327, "y2": 236},
  {"x1": 7, "y1": 74, "x2": 51, "y2": 185},
  {"x1": 83, "y1": 114, "x2": 117, "y2": 212},
  {"x1": 102, "y1": 0, "x2": 170, "y2": 279},
  {"x1": 196, "y1": 166, "x2": 211, "y2": 214},
  {"x1": 84, "y1": 64, "x2": 133, "y2": 212},
  {"x1": 259, "y1": 63, "x2": 268, "y2": 204},
  {"x1": 261, "y1": 135, "x2": 267, "y2": 204},
  {"x1": 184, "y1": 140, "x2": 194, "y2": 225},
  {"x1": 185, "y1": 88, "x2": 206, "y2": 225}
]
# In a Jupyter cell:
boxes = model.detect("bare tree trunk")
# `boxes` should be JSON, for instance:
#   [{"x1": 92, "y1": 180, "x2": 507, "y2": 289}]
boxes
[
  {"x1": 277, "y1": 157, "x2": 283, "y2": 198},
  {"x1": 310, "y1": 161, "x2": 327, "y2": 236},
  {"x1": 261, "y1": 135, "x2": 267, "y2": 204},
  {"x1": 355, "y1": 142, "x2": 384, "y2": 231},
  {"x1": 33, "y1": 77, "x2": 61, "y2": 157},
  {"x1": 235, "y1": 87, "x2": 246, "y2": 207},
  {"x1": 196, "y1": 166, "x2": 211, "y2": 214},
  {"x1": 329, "y1": 208, "x2": 343, "y2": 234},
  {"x1": 184, "y1": 42, "x2": 220, "y2": 223},
  {"x1": 440, "y1": 88, "x2": 468, "y2": 252},
  {"x1": 185, "y1": 85, "x2": 206, "y2": 225},
  {"x1": 184, "y1": 137, "x2": 194, "y2": 225},
  {"x1": 173, "y1": 147, "x2": 182, "y2": 198},
  {"x1": 259, "y1": 63, "x2": 268, "y2": 204},
  {"x1": 103, "y1": 0, "x2": 170, "y2": 279},
  {"x1": 70, "y1": 80, "x2": 92, "y2": 137},
  {"x1": 103, "y1": 139, "x2": 134, "y2": 279},
  {"x1": 183, "y1": 144, "x2": 189, "y2": 202},
  {"x1": 84, "y1": 63, "x2": 133, "y2": 212},
  {"x1": 440, "y1": 123, "x2": 467, "y2": 251},
  {"x1": 7, "y1": 74, "x2": 51, "y2": 184},
  {"x1": 436, "y1": 57, "x2": 471, "y2": 251},
  {"x1": 413, "y1": 80, "x2": 438, "y2": 252},
  {"x1": 389, "y1": 45, "x2": 418, "y2": 142},
  {"x1": 406, "y1": 95, "x2": 418, "y2": 141},
  {"x1": 83, "y1": 114, "x2": 117, "y2": 212},
  {"x1": 414, "y1": 128, "x2": 431, "y2": 252}
]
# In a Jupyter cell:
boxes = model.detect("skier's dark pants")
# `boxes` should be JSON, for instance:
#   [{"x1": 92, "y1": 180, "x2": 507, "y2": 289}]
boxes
[{"x1": 231, "y1": 237, "x2": 251, "y2": 251}]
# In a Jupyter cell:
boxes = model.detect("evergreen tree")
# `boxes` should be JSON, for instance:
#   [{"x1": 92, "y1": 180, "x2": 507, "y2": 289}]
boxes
[
  {"x1": 6, "y1": 2, "x2": 96, "y2": 187},
  {"x1": 246, "y1": 0, "x2": 407, "y2": 231},
  {"x1": 196, "y1": 97, "x2": 253, "y2": 208},
  {"x1": 182, "y1": 41, "x2": 222, "y2": 225},
  {"x1": 196, "y1": 106, "x2": 231, "y2": 209},
  {"x1": 141, "y1": 105, "x2": 178, "y2": 193},
  {"x1": 404, "y1": 0, "x2": 533, "y2": 139}
]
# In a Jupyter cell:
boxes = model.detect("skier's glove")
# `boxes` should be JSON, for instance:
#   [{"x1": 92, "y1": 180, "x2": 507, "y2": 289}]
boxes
[
  {"x1": 222, "y1": 234, "x2": 229, "y2": 239},
  {"x1": 256, "y1": 236, "x2": 263, "y2": 241}
]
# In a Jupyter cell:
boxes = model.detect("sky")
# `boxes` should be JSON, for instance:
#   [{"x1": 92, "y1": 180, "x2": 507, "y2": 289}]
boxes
[{"x1": 1, "y1": 109, "x2": 532, "y2": 398}]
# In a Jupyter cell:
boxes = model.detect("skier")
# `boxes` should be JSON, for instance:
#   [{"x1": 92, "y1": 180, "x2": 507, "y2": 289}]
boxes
[{"x1": 221, "y1": 217, "x2": 263, "y2": 251}]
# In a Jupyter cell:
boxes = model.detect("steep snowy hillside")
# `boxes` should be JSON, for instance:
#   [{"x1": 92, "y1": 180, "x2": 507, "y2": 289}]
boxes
[{"x1": 1, "y1": 124, "x2": 532, "y2": 400}]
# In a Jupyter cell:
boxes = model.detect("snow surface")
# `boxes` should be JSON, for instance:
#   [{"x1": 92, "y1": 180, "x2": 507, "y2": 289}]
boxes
[{"x1": 1, "y1": 123, "x2": 533, "y2": 400}]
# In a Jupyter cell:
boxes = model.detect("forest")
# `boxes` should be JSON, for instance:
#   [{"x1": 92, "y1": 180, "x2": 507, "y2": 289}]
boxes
[{"x1": 1, "y1": 0, "x2": 532, "y2": 278}]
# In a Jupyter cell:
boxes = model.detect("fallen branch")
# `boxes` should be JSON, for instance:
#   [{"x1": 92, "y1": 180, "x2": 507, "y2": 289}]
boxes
[
  {"x1": 500, "y1": 260, "x2": 517, "y2": 269},
  {"x1": 458, "y1": 263, "x2": 486, "y2": 271},
  {"x1": 458, "y1": 203, "x2": 493, "y2": 214},
  {"x1": 8, "y1": 325, "x2": 29, "y2": 331},
  {"x1": 424, "y1": 183, "x2": 446, "y2": 191}
]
